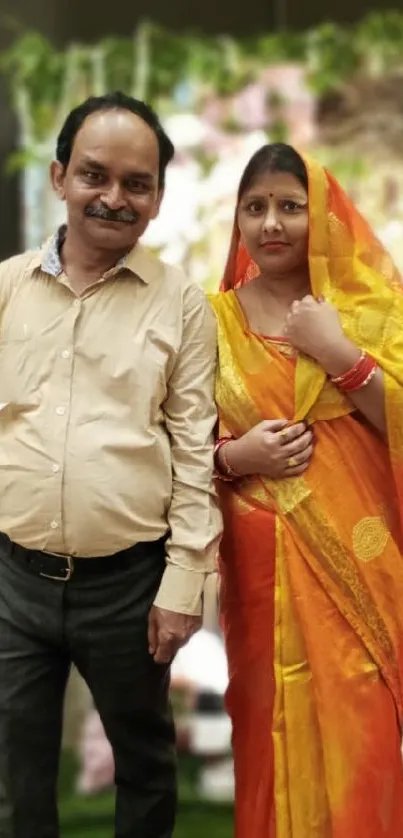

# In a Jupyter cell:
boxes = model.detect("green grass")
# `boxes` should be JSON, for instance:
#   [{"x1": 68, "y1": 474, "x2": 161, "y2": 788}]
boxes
[{"x1": 59, "y1": 752, "x2": 233, "y2": 837}]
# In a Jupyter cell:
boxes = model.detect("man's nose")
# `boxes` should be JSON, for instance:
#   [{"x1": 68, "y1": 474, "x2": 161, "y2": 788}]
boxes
[{"x1": 101, "y1": 183, "x2": 126, "y2": 210}]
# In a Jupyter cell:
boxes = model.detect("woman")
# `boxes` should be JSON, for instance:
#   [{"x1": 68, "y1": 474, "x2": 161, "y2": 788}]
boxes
[{"x1": 209, "y1": 143, "x2": 403, "y2": 838}]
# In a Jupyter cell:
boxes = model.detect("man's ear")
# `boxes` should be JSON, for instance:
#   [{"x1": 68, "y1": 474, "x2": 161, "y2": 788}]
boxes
[{"x1": 50, "y1": 160, "x2": 66, "y2": 200}]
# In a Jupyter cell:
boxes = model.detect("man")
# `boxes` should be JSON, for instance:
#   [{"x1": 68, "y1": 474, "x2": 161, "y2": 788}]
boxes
[{"x1": 0, "y1": 91, "x2": 222, "y2": 838}]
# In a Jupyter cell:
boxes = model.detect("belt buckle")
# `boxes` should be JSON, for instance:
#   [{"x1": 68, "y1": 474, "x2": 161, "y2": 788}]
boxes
[{"x1": 40, "y1": 552, "x2": 74, "y2": 582}]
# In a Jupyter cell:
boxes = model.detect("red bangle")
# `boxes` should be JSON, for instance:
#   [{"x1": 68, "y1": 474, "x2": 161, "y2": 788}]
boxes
[
  {"x1": 331, "y1": 352, "x2": 377, "y2": 392},
  {"x1": 331, "y1": 351, "x2": 366, "y2": 385},
  {"x1": 342, "y1": 362, "x2": 377, "y2": 392}
]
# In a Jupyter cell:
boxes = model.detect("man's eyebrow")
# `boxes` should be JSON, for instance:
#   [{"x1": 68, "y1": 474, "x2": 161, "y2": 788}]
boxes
[
  {"x1": 79, "y1": 157, "x2": 106, "y2": 170},
  {"x1": 78, "y1": 158, "x2": 155, "y2": 182}
]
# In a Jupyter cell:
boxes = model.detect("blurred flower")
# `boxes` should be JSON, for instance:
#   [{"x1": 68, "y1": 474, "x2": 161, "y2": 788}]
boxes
[
  {"x1": 171, "y1": 629, "x2": 228, "y2": 693},
  {"x1": 200, "y1": 130, "x2": 268, "y2": 205},
  {"x1": 163, "y1": 113, "x2": 208, "y2": 148},
  {"x1": 233, "y1": 83, "x2": 268, "y2": 130},
  {"x1": 143, "y1": 159, "x2": 203, "y2": 261}
]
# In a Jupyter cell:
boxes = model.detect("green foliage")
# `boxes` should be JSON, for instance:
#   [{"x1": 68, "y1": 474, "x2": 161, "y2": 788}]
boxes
[
  {"x1": 305, "y1": 23, "x2": 359, "y2": 94},
  {"x1": 253, "y1": 30, "x2": 306, "y2": 63},
  {"x1": 1, "y1": 12, "x2": 403, "y2": 143},
  {"x1": 358, "y1": 11, "x2": 403, "y2": 56},
  {"x1": 4, "y1": 148, "x2": 40, "y2": 175},
  {"x1": 99, "y1": 37, "x2": 135, "y2": 94},
  {"x1": 0, "y1": 32, "x2": 64, "y2": 101}
]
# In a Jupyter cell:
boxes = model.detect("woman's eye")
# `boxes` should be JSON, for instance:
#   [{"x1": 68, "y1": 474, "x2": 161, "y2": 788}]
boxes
[
  {"x1": 247, "y1": 201, "x2": 264, "y2": 213},
  {"x1": 282, "y1": 201, "x2": 302, "y2": 212}
]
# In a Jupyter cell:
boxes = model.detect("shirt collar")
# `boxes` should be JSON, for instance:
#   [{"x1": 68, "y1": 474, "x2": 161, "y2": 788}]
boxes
[
  {"x1": 38, "y1": 225, "x2": 159, "y2": 285},
  {"x1": 41, "y1": 225, "x2": 66, "y2": 278}
]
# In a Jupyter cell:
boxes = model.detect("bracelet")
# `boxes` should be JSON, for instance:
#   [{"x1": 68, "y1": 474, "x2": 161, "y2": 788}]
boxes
[
  {"x1": 214, "y1": 438, "x2": 241, "y2": 481},
  {"x1": 339, "y1": 359, "x2": 377, "y2": 392},
  {"x1": 345, "y1": 364, "x2": 377, "y2": 392},
  {"x1": 213, "y1": 438, "x2": 233, "y2": 482},
  {"x1": 331, "y1": 352, "x2": 377, "y2": 392},
  {"x1": 221, "y1": 441, "x2": 242, "y2": 479},
  {"x1": 331, "y1": 351, "x2": 366, "y2": 386}
]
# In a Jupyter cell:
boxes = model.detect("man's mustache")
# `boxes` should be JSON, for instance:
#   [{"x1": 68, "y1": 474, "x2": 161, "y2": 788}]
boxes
[{"x1": 85, "y1": 204, "x2": 140, "y2": 224}]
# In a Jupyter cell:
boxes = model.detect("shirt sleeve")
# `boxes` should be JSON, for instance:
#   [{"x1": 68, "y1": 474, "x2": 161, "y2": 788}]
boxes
[{"x1": 153, "y1": 283, "x2": 223, "y2": 615}]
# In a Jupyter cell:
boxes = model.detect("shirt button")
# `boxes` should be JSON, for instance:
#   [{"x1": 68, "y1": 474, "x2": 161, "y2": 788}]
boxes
[
  {"x1": 73, "y1": 299, "x2": 80, "y2": 308},
  {"x1": 61, "y1": 350, "x2": 70, "y2": 360},
  {"x1": 51, "y1": 463, "x2": 60, "y2": 473},
  {"x1": 56, "y1": 406, "x2": 66, "y2": 416},
  {"x1": 50, "y1": 521, "x2": 59, "y2": 530}
]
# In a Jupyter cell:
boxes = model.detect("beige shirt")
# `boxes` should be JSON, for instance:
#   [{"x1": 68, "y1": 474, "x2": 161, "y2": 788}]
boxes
[{"x1": 0, "y1": 233, "x2": 222, "y2": 615}]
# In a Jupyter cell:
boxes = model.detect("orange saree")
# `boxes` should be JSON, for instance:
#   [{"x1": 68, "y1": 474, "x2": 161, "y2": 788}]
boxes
[{"x1": 209, "y1": 157, "x2": 403, "y2": 838}]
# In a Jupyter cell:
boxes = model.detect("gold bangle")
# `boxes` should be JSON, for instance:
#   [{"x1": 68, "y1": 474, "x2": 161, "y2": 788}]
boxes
[{"x1": 221, "y1": 441, "x2": 242, "y2": 479}]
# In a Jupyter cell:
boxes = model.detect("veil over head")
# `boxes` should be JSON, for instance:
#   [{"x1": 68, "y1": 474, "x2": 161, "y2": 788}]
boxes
[{"x1": 220, "y1": 152, "x2": 402, "y2": 299}]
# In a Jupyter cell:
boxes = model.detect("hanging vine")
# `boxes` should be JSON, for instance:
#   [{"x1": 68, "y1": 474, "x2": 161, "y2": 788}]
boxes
[{"x1": 1, "y1": 12, "x2": 403, "y2": 146}]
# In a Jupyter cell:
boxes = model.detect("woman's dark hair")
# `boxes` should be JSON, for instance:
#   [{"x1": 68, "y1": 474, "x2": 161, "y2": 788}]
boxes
[
  {"x1": 237, "y1": 143, "x2": 308, "y2": 201},
  {"x1": 56, "y1": 91, "x2": 175, "y2": 190}
]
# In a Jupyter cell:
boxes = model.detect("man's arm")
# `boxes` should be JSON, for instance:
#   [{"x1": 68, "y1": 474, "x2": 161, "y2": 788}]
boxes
[{"x1": 148, "y1": 283, "x2": 222, "y2": 663}]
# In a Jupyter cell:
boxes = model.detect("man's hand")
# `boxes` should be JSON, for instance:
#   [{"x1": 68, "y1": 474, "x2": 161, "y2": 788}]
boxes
[{"x1": 148, "y1": 606, "x2": 202, "y2": 664}]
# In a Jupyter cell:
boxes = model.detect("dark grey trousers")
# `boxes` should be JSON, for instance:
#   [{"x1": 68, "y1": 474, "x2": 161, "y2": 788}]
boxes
[{"x1": 0, "y1": 538, "x2": 177, "y2": 838}]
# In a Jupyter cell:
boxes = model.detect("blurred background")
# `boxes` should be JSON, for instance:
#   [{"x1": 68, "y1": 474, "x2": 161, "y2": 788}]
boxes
[{"x1": 1, "y1": 2, "x2": 403, "y2": 835}]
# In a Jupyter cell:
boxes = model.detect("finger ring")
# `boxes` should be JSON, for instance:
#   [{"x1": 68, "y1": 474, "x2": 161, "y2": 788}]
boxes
[
  {"x1": 287, "y1": 456, "x2": 298, "y2": 467},
  {"x1": 280, "y1": 429, "x2": 289, "y2": 445}
]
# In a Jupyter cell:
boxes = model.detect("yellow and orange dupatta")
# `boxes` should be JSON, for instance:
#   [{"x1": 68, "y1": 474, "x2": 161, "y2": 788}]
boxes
[{"x1": 209, "y1": 157, "x2": 403, "y2": 837}]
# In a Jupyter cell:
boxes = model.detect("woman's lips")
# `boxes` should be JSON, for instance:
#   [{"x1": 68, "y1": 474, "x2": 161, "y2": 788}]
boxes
[{"x1": 261, "y1": 241, "x2": 288, "y2": 250}]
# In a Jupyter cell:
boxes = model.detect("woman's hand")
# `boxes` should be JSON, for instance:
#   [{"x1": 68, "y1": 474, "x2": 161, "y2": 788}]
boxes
[
  {"x1": 283, "y1": 295, "x2": 387, "y2": 436},
  {"x1": 284, "y1": 295, "x2": 348, "y2": 366},
  {"x1": 220, "y1": 419, "x2": 314, "y2": 479}
]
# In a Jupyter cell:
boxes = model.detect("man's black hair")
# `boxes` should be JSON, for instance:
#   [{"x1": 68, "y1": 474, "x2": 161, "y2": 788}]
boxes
[{"x1": 56, "y1": 91, "x2": 175, "y2": 190}]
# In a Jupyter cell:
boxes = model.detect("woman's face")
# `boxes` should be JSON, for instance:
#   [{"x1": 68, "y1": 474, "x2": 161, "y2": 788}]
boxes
[{"x1": 237, "y1": 169, "x2": 309, "y2": 276}]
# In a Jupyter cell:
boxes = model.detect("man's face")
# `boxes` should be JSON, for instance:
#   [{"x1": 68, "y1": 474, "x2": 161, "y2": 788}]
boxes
[{"x1": 51, "y1": 109, "x2": 163, "y2": 252}]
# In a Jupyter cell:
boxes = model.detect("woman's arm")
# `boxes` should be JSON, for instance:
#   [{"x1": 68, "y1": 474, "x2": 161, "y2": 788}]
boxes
[
  {"x1": 284, "y1": 297, "x2": 387, "y2": 437},
  {"x1": 318, "y1": 337, "x2": 386, "y2": 437}
]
